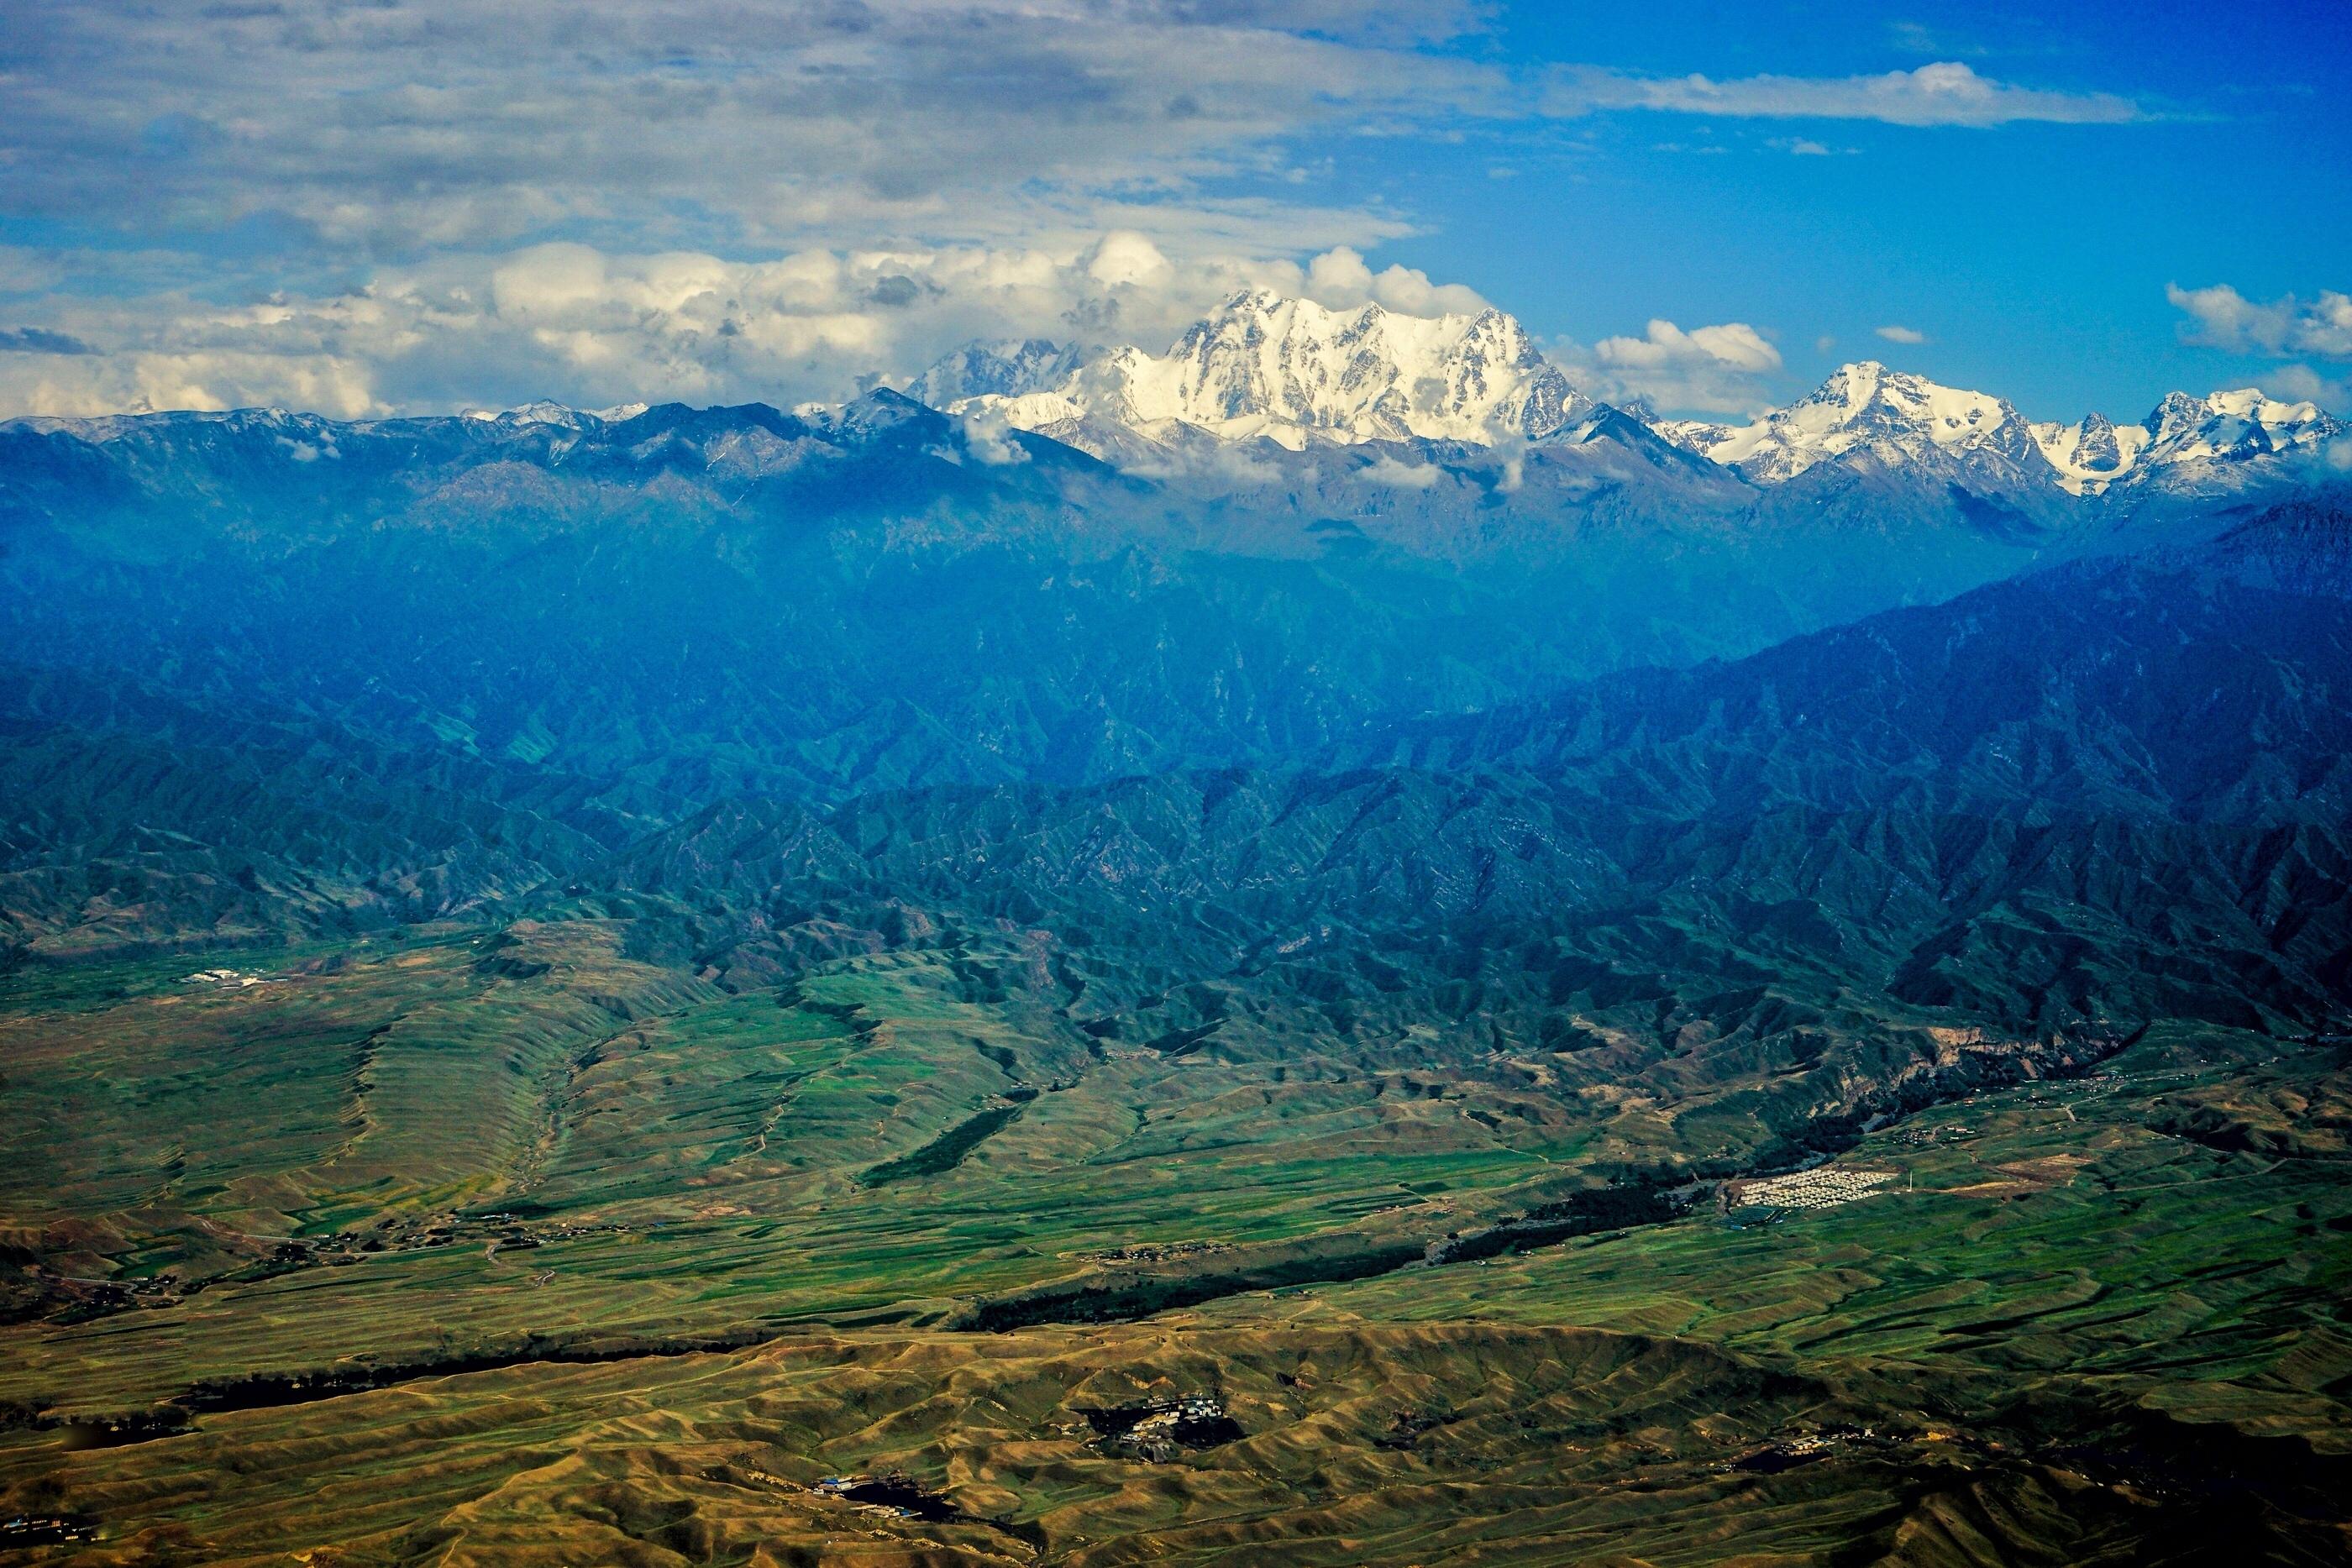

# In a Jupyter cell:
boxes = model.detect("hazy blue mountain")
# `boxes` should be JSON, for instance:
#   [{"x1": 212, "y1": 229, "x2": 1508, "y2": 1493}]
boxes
[{"x1": 3, "y1": 375, "x2": 2322, "y2": 838}]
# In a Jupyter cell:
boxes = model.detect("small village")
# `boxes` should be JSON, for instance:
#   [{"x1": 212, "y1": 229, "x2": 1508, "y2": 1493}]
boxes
[
  {"x1": 1083, "y1": 1239, "x2": 1231, "y2": 1266},
  {"x1": 1729, "y1": 1167, "x2": 1899, "y2": 1212},
  {"x1": 0, "y1": 1513, "x2": 96, "y2": 1547},
  {"x1": 181, "y1": 968, "x2": 282, "y2": 990},
  {"x1": 1889, "y1": 1120, "x2": 1977, "y2": 1149},
  {"x1": 1083, "y1": 1394, "x2": 1244, "y2": 1462},
  {"x1": 807, "y1": 1471, "x2": 961, "y2": 1522}
]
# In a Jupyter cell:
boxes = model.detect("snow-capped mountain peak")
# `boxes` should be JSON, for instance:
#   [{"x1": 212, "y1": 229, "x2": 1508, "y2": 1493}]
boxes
[
  {"x1": 906, "y1": 339, "x2": 1082, "y2": 408},
  {"x1": 899, "y1": 300, "x2": 2348, "y2": 503},
  {"x1": 468, "y1": 398, "x2": 601, "y2": 429},
  {"x1": 2029, "y1": 409, "x2": 2149, "y2": 494},
  {"x1": 2145, "y1": 388, "x2": 2338, "y2": 464},
  {"x1": 921, "y1": 291, "x2": 1591, "y2": 454},
  {"x1": 1660, "y1": 363, "x2": 2347, "y2": 499},
  {"x1": 2030, "y1": 388, "x2": 2342, "y2": 496},
  {"x1": 1657, "y1": 361, "x2": 2044, "y2": 488}
]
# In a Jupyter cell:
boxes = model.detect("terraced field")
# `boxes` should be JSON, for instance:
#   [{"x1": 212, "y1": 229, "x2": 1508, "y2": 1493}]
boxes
[
  {"x1": 3, "y1": 920, "x2": 2347, "y2": 1565},
  {"x1": 0, "y1": 925, "x2": 1607, "y2": 1412}
]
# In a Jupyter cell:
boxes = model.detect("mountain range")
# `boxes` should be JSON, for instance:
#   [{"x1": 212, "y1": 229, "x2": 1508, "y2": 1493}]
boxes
[
  {"x1": 4, "y1": 288, "x2": 2352, "y2": 1568},
  {"x1": 3, "y1": 294, "x2": 2348, "y2": 1035},
  {"x1": 910, "y1": 289, "x2": 2345, "y2": 502},
  {"x1": 2, "y1": 292, "x2": 2336, "y2": 845}
]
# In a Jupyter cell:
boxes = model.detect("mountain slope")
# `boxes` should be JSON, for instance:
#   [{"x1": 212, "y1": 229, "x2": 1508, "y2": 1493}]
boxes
[
  {"x1": 0, "y1": 385, "x2": 2055, "y2": 817},
  {"x1": 608, "y1": 507, "x2": 2352, "y2": 1043},
  {"x1": 3, "y1": 380, "x2": 2350, "y2": 1568},
  {"x1": 13, "y1": 493, "x2": 2352, "y2": 1051}
]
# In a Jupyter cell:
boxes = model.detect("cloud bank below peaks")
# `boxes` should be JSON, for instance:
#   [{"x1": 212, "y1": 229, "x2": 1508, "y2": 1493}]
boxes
[{"x1": 0, "y1": 234, "x2": 1494, "y2": 419}]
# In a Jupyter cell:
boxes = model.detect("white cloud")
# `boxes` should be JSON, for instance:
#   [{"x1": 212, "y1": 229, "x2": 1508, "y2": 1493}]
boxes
[
  {"x1": 0, "y1": 346, "x2": 382, "y2": 422},
  {"x1": 1302, "y1": 247, "x2": 1488, "y2": 315},
  {"x1": 956, "y1": 404, "x2": 1034, "y2": 466},
  {"x1": 1124, "y1": 438, "x2": 1294, "y2": 487},
  {"x1": 0, "y1": 2, "x2": 2171, "y2": 418},
  {"x1": 0, "y1": 0, "x2": 1523, "y2": 416},
  {"x1": 2, "y1": 1, "x2": 1502, "y2": 261},
  {"x1": 0, "y1": 234, "x2": 1502, "y2": 418},
  {"x1": 2166, "y1": 283, "x2": 2352, "y2": 359},
  {"x1": 1600, "y1": 320, "x2": 1782, "y2": 375},
  {"x1": 1362, "y1": 454, "x2": 1444, "y2": 488},
  {"x1": 1576, "y1": 318, "x2": 1783, "y2": 415},
  {"x1": 1085, "y1": 233, "x2": 1179, "y2": 292},
  {"x1": 1875, "y1": 324, "x2": 1929, "y2": 344},
  {"x1": 1544, "y1": 61, "x2": 2140, "y2": 128},
  {"x1": 2256, "y1": 364, "x2": 2349, "y2": 412}
]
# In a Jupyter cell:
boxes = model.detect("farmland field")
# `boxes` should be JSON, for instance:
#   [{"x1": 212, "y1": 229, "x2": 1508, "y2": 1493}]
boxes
[{"x1": 4, "y1": 917, "x2": 2347, "y2": 1565}]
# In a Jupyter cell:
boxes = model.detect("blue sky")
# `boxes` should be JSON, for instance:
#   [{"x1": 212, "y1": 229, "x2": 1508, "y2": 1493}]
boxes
[
  {"x1": 0, "y1": 0, "x2": 2344, "y2": 421},
  {"x1": 1367, "y1": 0, "x2": 2352, "y2": 419}
]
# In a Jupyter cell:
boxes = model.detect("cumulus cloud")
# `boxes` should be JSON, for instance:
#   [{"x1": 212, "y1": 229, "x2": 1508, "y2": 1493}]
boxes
[
  {"x1": 1601, "y1": 320, "x2": 1782, "y2": 374},
  {"x1": 1361, "y1": 453, "x2": 1445, "y2": 488},
  {"x1": 955, "y1": 403, "x2": 1035, "y2": 466},
  {"x1": 1543, "y1": 61, "x2": 2141, "y2": 128},
  {"x1": 2167, "y1": 282, "x2": 2352, "y2": 412},
  {"x1": 1574, "y1": 318, "x2": 1783, "y2": 415},
  {"x1": 0, "y1": 234, "x2": 1500, "y2": 418},
  {"x1": 2166, "y1": 283, "x2": 2352, "y2": 359},
  {"x1": 1302, "y1": 247, "x2": 1488, "y2": 315},
  {"x1": 2256, "y1": 364, "x2": 2349, "y2": 412},
  {"x1": 1874, "y1": 324, "x2": 1929, "y2": 344},
  {"x1": 2, "y1": 0, "x2": 1498, "y2": 262},
  {"x1": 0, "y1": 3, "x2": 2168, "y2": 418},
  {"x1": 0, "y1": 0, "x2": 1516, "y2": 415}
]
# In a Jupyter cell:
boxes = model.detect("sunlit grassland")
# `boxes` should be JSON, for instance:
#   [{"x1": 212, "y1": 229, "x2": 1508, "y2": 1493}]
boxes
[
  {"x1": 5, "y1": 1091, "x2": 2344, "y2": 1567},
  {"x1": 1189, "y1": 1026, "x2": 2352, "y2": 1446},
  {"x1": 0, "y1": 932, "x2": 1582, "y2": 1412},
  {"x1": 3, "y1": 935, "x2": 2349, "y2": 1563}
]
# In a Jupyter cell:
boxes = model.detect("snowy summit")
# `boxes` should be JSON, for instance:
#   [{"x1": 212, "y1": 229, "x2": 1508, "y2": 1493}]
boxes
[
  {"x1": 1661, "y1": 361, "x2": 2344, "y2": 497},
  {"x1": 917, "y1": 291, "x2": 1589, "y2": 454}
]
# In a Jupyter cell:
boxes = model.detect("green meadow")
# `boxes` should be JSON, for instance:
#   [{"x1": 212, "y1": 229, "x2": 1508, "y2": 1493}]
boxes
[{"x1": 3, "y1": 922, "x2": 2347, "y2": 1564}]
